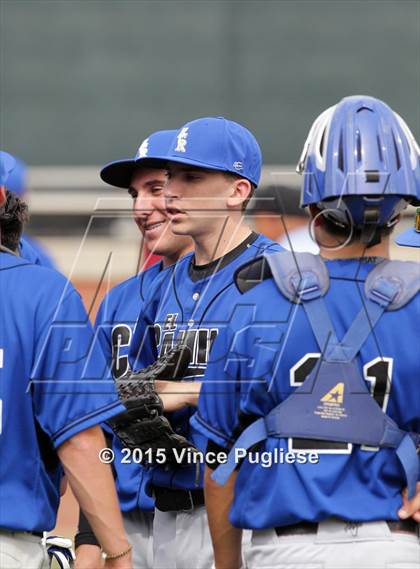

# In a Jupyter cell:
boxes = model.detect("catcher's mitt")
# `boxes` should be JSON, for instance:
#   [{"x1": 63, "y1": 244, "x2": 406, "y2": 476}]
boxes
[{"x1": 109, "y1": 344, "x2": 198, "y2": 466}]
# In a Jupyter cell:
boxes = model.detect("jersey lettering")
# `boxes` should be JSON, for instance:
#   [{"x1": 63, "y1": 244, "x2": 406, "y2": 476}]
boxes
[
  {"x1": 361, "y1": 357, "x2": 394, "y2": 451},
  {"x1": 155, "y1": 320, "x2": 218, "y2": 378},
  {"x1": 111, "y1": 324, "x2": 132, "y2": 379},
  {"x1": 363, "y1": 357, "x2": 393, "y2": 411}
]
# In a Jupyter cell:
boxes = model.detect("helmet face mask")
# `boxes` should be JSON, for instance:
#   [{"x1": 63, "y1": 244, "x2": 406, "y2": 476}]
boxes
[{"x1": 298, "y1": 96, "x2": 420, "y2": 246}]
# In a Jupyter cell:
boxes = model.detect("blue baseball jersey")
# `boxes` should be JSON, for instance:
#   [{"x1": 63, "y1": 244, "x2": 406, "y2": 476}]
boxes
[
  {"x1": 193, "y1": 258, "x2": 420, "y2": 528},
  {"x1": 20, "y1": 235, "x2": 56, "y2": 269},
  {"x1": 0, "y1": 252, "x2": 125, "y2": 532},
  {"x1": 94, "y1": 261, "x2": 162, "y2": 512},
  {"x1": 130, "y1": 233, "x2": 281, "y2": 493}
]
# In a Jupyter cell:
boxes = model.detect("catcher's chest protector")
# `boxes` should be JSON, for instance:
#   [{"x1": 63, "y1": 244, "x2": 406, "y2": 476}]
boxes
[{"x1": 213, "y1": 252, "x2": 420, "y2": 498}]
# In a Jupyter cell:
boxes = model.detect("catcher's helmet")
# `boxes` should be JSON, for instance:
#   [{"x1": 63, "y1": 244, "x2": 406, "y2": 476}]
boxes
[{"x1": 297, "y1": 95, "x2": 420, "y2": 244}]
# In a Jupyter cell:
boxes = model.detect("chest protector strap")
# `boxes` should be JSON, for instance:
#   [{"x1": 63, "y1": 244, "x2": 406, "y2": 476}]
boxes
[{"x1": 212, "y1": 252, "x2": 420, "y2": 497}]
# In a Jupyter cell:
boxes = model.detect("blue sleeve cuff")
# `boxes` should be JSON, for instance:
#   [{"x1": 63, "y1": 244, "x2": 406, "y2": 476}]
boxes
[
  {"x1": 52, "y1": 401, "x2": 126, "y2": 448},
  {"x1": 190, "y1": 412, "x2": 233, "y2": 449}
]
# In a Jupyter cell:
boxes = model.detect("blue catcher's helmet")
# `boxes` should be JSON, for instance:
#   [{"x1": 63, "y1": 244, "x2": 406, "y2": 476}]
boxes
[{"x1": 297, "y1": 95, "x2": 420, "y2": 245}]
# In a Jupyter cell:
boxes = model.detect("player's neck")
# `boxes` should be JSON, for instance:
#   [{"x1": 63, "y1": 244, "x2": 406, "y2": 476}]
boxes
[
  {"x1": 162, "y1": 244, "x2": 194, "y2": 268},
  {"x1": 193, "y1": 216, "x2": 252, "y2": 266},
  {"x1": 320, "y1": 236, "x2": 391, "y2": 260}
]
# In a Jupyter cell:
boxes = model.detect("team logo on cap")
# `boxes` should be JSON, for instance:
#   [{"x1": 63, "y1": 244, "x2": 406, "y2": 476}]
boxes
[
  {"x1": 137, "y1": 138, "x2": 149, "y2": 158},
  {"x1": 233, "y1": 161, "x2": 243, "y2": 171},
  {"x1": 175, "y1": 128, "x2": 189, "y2": 153}
]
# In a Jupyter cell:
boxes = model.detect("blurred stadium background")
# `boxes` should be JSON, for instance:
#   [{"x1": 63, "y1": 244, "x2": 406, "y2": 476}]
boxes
[{"x1": 1, "y1": 0, "x2": 419, "y2": 539}]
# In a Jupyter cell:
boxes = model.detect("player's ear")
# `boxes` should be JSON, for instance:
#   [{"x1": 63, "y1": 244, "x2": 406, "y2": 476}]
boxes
[
  {"x1": 308, "y1": 204, "x2": 324, "y2": 226},
  {"x1": 0, "y1": 186, "x2": 6, "y2": 207},
  {"x1": 308, "y1": 204, "x2": 318, "y2": 218},
  {"x1": 226, "y1": 178, "x2": 252, "y2": 209}
]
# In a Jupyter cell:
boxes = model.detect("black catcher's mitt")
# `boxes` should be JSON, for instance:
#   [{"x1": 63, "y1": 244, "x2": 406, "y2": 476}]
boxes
[{"x1": 108, "y1": 344, "x2": 198, "y2": 466}]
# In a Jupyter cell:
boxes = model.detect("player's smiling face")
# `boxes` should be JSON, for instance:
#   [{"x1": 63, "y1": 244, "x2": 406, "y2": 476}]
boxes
[
  {"x1": 129, "y1": 168, "x2": 190, "y2": 257},
  {"x1": 164, "y1": 164, "x2": 237, "y2": 237}
]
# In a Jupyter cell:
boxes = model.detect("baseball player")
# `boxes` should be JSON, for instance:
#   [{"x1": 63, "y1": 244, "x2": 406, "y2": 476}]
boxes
[
  {"x1": 74, "y1": 130, "x2": 193, "y2": 568},
  {"x1": 0, "y1": 151, "x2": 133, "y2": 568},
  {"x1": 128, "y1": 117, "x2": 282, "y2": 568},
  {"x1": 194, "y1": 96, "x2": 420, "y2": 568},
  {"x1": 1, "y1": 150, "x2": 57, "y2": 268}
]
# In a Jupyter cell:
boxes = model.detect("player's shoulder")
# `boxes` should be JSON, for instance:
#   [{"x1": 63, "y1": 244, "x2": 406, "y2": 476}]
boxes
[
  {"x1": 236, "y1": 268, "x2": 285, "y2": 309},
  {"x1": 144, "y1": 259, "x2": 178, "y2": 295},
  {"x1": 147, "y1": 253, "x2": 194, "y2": 293},
  {"x1": 105, "y1": 273, "x2": 142, "y2": 304},
  {"x1": 171, "y1": 251, "x2": 195, "y2": 271},
  {"x1": 108, "y1": 261, "x2": 163, "y2": 298},
  {"x1": 233, "y1": 245, "x2": 284, "y2": 295},
  {"x1": 19, "y1": 236, "x2": 49, "y2": 267},
  {"x1": 233, "y1": 250, "x2": 326, "y2": 304},
  {"x1": 20, "y1": 235, "x2": 56, "y2": 269},
  {"x1": 97, "y1": 262, "x2": 164, "y2": 319},
  {"x1": 1, "y1": 250, "x2": 78, "y2": 303},
  {"x1": 229, "y1": 253, "x2": 290, "y2": 328},
  {"x1": 235, "y1": 253, "x2": 420, "y2": 308},
  {"x1": 326, "y1": 257, "x2": 420, "y2": 304},
  {"x1": 250, "y1": 233, "x2": 283, "y2": 254},
  {"x1": 0, "y1": 249, "x2": 31, "y2": 271},
  {"x1": 230, "y1": 233, "x2": 282, "y2": 272},
  {"x1": 1, "y1": 250, "x2": 64, "y2": 282},
  {"x1": 96, "y1": 275, "x2": 140, "y2": 322},
  {"x1": 138, "y1": 260, "x2": 167, "y2": 298}
]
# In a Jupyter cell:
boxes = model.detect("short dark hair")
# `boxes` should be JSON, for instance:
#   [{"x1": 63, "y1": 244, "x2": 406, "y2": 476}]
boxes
[
  {"x1": 317, "y1": 207, "x2": 395, "y2": 247},
  {"x1": 0, "y1": 191, "x2": 29, "y2": 252}
]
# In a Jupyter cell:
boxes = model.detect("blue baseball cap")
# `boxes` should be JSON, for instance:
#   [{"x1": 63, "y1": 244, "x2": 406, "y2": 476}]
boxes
[
  {"x1": 100, "y1": 129, "x2": 176, "y2": 189},
  {"x1": 165, "y1": 117, "x2": 262, "y2": 187},
  {"x1": 0, "y1": 151, "x2": 17, "y2": 187},
  {"x1": 395, "y1": 208, "x2": 420, "y2": 248},
  {"x1": 4, "y1": 157, "x2": 27, "y2": 196}
]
